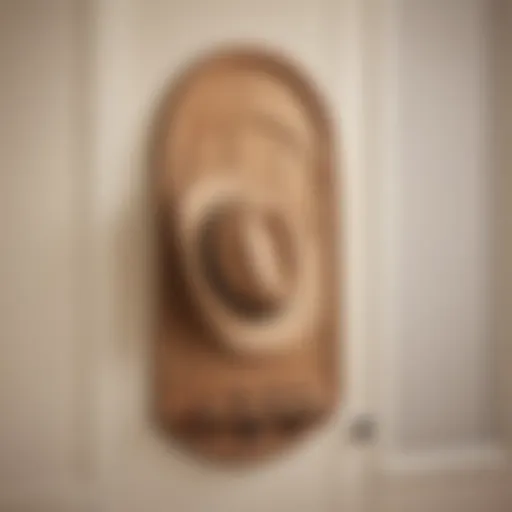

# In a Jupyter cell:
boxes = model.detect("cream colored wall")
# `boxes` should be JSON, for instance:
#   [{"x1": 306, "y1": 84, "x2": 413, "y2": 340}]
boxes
[
  {"x1": 0, "y1": 3, "x2": 85, "y2": 507},
  {"x1": 393, "y1": 0, "x2": 497, "y2": 450},
  {"x1": 493, "y1": 0, "x2": 512, "y2": 450}
]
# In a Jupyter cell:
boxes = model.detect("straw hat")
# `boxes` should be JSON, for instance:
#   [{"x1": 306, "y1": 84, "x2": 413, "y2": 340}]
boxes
[
  {"x1": 176, "y1": 175, "x2": 321, "y2": 356},
  {"x1": 159, "y1": 50, "x2": 329, "y2": 359}
]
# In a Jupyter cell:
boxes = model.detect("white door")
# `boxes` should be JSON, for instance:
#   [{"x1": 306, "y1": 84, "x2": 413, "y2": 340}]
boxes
[{"x1": 0, "y1": 1, "x2": 374, "y2": 511}]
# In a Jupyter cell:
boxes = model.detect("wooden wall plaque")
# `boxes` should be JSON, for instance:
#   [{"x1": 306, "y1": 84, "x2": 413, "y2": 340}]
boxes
[{"x1": 152, "y1": 48, "x2": 341, "y2": 463}]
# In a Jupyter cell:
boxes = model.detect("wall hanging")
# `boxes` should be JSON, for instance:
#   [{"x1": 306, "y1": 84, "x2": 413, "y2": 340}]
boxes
[{"x1": 153, "y1": 48, "x2": 341, "y2": 463}]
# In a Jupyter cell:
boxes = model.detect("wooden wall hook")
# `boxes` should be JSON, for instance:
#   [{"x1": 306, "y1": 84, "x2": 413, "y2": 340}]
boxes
[{"x1": 153, "y1": 47, "x2": 341, "y2": 463}]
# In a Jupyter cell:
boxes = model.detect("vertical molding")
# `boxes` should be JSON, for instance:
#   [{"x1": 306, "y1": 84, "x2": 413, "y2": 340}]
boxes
[
  {"x1": 332, "y1": 1, "x2": 386, "y2": 511},
  {"x1": 86, "y1": 0, "x2": 141, "y2": 500},
  {"x1": 329, "y1": 0, "x2": 369, "y2": 419},
  {"x1": 372, "y1": 0, "x2": 403, "y2": 463},
  {"x1": 72, "y1": 0, "x2": 98, "y2": 487}
]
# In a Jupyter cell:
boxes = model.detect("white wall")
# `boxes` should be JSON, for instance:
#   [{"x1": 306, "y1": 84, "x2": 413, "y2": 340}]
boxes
[
  {"x1": 392, "y1": 0, "x2": 496, "y2": 450},
  {"x1": 0, "y1": 2, "x2": 85, "y2": 505},
  {"x1": 492, "y1": 0, "x2": 512, "y2": 450}
]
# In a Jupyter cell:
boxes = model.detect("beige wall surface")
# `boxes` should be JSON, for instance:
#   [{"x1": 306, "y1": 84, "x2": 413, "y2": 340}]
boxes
[{"x1": 394, "y1": 0, "x2": 497, "y2": 450}]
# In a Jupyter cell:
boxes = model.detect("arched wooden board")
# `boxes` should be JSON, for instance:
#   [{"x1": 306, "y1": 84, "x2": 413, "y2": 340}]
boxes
[{"x1": 151, "y1": 47, "x2": 341, "y2": 463}]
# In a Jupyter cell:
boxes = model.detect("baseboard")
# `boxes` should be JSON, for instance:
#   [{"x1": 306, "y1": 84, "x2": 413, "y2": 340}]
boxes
[
  {"x1": 381, "y1": 443, "x2": 509, "y2": 473},
  {"x1": 0, "y1": 478, "x2": 92, "y2": 512},
  {"x1": 373, "y1": 444, "x2": 511, "y2": 512}
]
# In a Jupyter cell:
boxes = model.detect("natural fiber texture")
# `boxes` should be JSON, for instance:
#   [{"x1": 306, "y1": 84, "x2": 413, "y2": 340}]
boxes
[{"x1": 153, "y1": 48, "x2": 341, "y2": 462}]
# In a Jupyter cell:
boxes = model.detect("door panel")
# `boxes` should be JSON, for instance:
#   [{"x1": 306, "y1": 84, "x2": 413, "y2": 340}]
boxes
[
  {"x1": 0, "y1": 1, "x2": 371, "y2": 511},
  {"x1": 88, "y1": 1, "x2": 369, "y2": 511}
]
